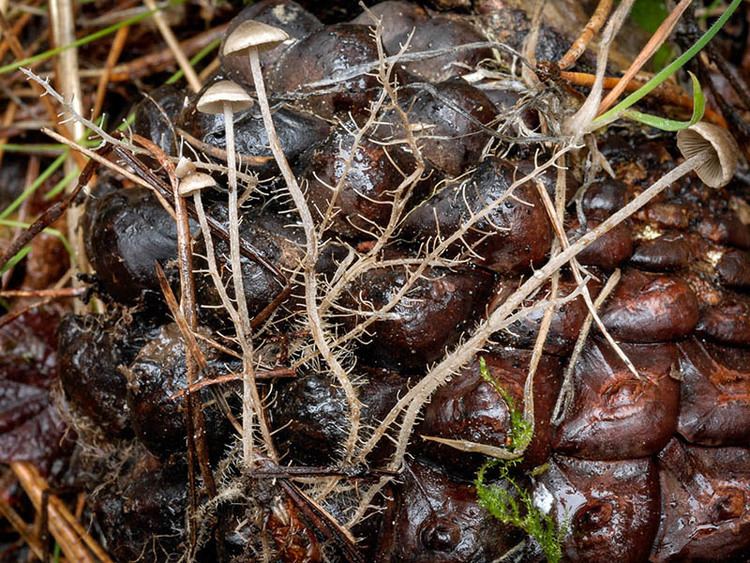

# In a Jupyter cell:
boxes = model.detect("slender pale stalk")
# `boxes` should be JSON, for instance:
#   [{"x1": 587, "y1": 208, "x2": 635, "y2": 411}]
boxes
[
  {"x1": 246, "y1": 48, "x2": 362, "y2": 461},
  {"x1": 224, "y1": 103, "x2": 257, "y2": 466}
]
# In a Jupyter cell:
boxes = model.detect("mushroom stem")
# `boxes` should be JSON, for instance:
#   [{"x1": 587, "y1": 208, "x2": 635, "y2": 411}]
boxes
[
  {"x1": 247, "y1": 47, "x2": 363, "y2": 461},
  {"x1": 224, "y1": 102, "x2": 257, "y2": 466}
]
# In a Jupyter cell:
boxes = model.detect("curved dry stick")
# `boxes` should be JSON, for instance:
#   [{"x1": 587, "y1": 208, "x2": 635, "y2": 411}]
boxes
[{"x1": 558, "y1": 0, "x2": 614, "y2": 70}]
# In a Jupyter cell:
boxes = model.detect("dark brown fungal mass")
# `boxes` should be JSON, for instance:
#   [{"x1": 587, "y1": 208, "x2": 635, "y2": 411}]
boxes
[
  {"x1": 418, "y1": 349, "x2": 561, "y2": 471},
  {"x1": 600, "y1": 268, "x2": 699, "y2": 342},
  {"x1": 123, "y1": 323, "x2": 237, "y2": 458},
  {"x1": 402, "y1": 158, "x2": 553, "y2": 272},
  {"x1": 300, "y1": 125, "x2": 419, "y2": 238},
  {"x1": 535, "y1": 456, "x2": 661, "y2": 563},
  {"x1": 651, "y1": 439, "x2": 750, "y2": 562},
  {"x1": 82, "y1": 182, "x2": 186, "y2": 304},
  {"x1": 375, "y1": 461, "x2": 522, "y2": 562},
  {"x1": 28, "y1": 1, "x2": 750, "y2": 561},
  {"x1": 553, "y1": 338, "x2": 679, "y2": 460},
  {"x1": 339, "y1": 262, "x2": 494, "y2": 369}
]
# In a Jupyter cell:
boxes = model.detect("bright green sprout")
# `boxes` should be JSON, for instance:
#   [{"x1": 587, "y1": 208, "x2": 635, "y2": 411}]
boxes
[{"x1": 478, "y1": 356, "x2": 534, "y2": 452}]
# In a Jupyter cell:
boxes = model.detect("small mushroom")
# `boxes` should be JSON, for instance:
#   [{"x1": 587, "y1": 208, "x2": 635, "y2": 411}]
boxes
[
  {"x1": 223, "y1": 21, "x2": 289, "y2": 145},
  {"x1": 196, "y1": 80, "x2": 254, "y2": 334},
  {"x1": 222, "y1": 21, "x2": 300, "y2": 200},
  {"x1": 676, "y1": 122, "x2": 739, "y2": 188},
  {"x1": 177, "y1": 171, "x2": 216, "y2": 197}
]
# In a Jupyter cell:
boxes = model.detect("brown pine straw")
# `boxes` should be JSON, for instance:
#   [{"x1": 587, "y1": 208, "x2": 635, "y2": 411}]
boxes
[
  {"x1": 558, "y1": 0, "x2": 614, "y2": 70},
  {"x1": 11, "y1": 462, "x2": 112, "y2": 563},
  {"x1": 92, "y1": 24, "x2": 130, "y2": 120},
  {"x1": 0, "y1": 472, "x2": 45, "y2": 560},
  {"x1": 597, "y1": 0, "x2": 692, "y2": 115}
]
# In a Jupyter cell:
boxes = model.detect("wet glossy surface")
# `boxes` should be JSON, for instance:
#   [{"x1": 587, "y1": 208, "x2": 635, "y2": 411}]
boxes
[
  {"x1": 57, "y1": 313, "x2": 153, "y2": 438},
  {"x1": 536, "y1": 456, "x2": 660, "y2": 563},
  {"x1": 341, "y1": 264, "x2": 494, "y2": 369},
  {"x1": 300, "y1": 126, "x2": 418, "y2": 238},
  {"x1": 418, "y1": 348, "x2": 561, "y2": 471},
  {"x1": 271, "y1": 24, "x2": 381, "y2": 118},
  {"x1": 554, "y1": 338, "x2": 679, "y2": 460},
  {"x1": 402, "y1": 158, "x2": 553, "y2": 273},
  {"x1": 182, "y1": 95, "x2": 330, "y2": 177},
  {"x1": 601, "y1": 268, "x2": 699, "y2": 342},
  {"x1": 676, "y1": 338, "x2": 750, "y2": 446},
  {"x1": 124, "y1": 323, "x2": 235, "y2": 458},
  {"x1": 220, "y1": 0, "x2": 322, "y2": 86},
  {"x1": 374, "y1": 79, "x2": 496, "y2": 177},
  {"x1": 494, "y1": 276, "x2": 596, "y2": 356},
  {"x1": 375, "y1": 461, "x2": 521, "y2": 562},
  {"x1": 94, "y1": 451, "x2": 187, "y2": 563},
  {"x1": 83, "y1": 185, "x2": 181, "y2": 304},
  {"x1": 651, "y1": 439, "x2": 750, "y2": 562},
  {"x1": 271, "y1": 368, "x2": 406, "y2": 465}
]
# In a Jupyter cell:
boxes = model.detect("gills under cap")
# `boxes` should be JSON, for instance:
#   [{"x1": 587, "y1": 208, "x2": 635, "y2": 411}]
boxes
[
  {"x1": 178, "y1": 172, "x2": 217, "y2": 196},
  {"x1": 676, "y1": 122, "x2": 739, "y2": 189}
]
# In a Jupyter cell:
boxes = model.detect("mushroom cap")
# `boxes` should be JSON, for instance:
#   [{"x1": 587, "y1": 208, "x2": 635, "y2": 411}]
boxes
[
  {"x1": 174, "y1": 156, "x2": 196, "y2": 179},
  {"x1": 676, "y1": 122, "x2": 739, "y2": 189},
  {"x1": 196, "y1": 80, "x2": 254, "y2": 115},
  {"x1": 223, "y1": 20, "x2": 291, "y2": 56},
  {"x1": 179, "y1": 172, "x2": 217, "y2": 196}
]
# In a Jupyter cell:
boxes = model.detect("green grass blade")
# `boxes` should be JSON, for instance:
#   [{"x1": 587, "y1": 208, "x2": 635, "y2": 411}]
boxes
[
  {"x1": 0, "y1": 219, "x2": 74, "y2": 257},
  {"x1": 0, "y1": 0, "x2": 186, "y2": 76},
  {"x1": 0, "y1": 245, "x2": 32, "y2": 274},
  {"x1": 166, "y1": 37, "x2": 221, "y2": 85},
  {"x1": 0, "y1": 153, "x2": 67, "y2": 220},
  {"x1": 593, "y1": 0, "x2": 742, "y2": 127},
  {"x1": 621, "y1": 71, "x2": 706, "y2": 131},
  {"x1": 44, "y1": 166, "x2": 81, "y2": 200}
]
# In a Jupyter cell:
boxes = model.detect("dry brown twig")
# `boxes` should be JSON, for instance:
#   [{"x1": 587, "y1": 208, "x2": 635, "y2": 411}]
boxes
[
  {"x1": 558, "y1": 0, "x2": 614, "y2": 70},
  {"x1": 597, "y1": 0, "x2": 692, "y2": 115}
]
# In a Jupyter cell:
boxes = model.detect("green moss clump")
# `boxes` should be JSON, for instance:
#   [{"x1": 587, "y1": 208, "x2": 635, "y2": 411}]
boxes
[
  {"x1": 476, "y1": 460, "x2": 565, "y2": 563},
  {"x1": 476, "y1": 357, "x2": 565, "y2": 562}
]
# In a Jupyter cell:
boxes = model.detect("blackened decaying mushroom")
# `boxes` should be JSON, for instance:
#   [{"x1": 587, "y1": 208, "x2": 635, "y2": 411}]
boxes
[
  {"x1": 300, "y1": 125, "x2": 420, "y2": 239},
  {"x1": 93, "y1": 450, "x2": 188, "y2": 563},
  {"x1": 676, "y1": 337, "x2": 750, "y2": 446},
  {"x1": 535, "y1": 455, "x2": 660, "y2": 563},
  {"x1": 122, "y1": 323, "x2": 237, "y2": 458},
  {"x1": 373, "y1": 78, "x2": 496, "y2": 177},
  {"x1": 132, "y1": 84, "x2": 189, "y2": 155},
  {"x1": 57, "y1": 312, "x2": 162, "y2": 438},
  {"x1": 194, "y1": 203, "x2": 302, "y2": 327},
  {"x1": 374, "y1": 460, "x2": 522, "y2": 562},
  {"x1": 418, "y1": 348, "x2": 561, "y2": 471},
  {"x1": 378, "y1": 15, "x2": 491, "y2": 83},
  {"x1": 651, "y1": 438, "x2": 750, "y2": 562},
  {"x1": 553, "y1": 338, "x2": 679, "y2": 460},
  {"x1": 82, "y1": 183, "x2": 190, "y2": 304},
  {"x1": 270, "y1": 24, "x2": 382, "y2": 118},
  {"x1": 270, "y1": 368, "x2": 407, "y2": 465},
  {"x1": 182, "y1": 99, "x2": 330, "y2": 177}
]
